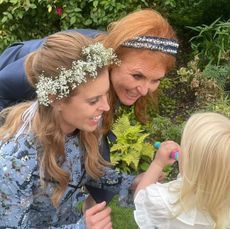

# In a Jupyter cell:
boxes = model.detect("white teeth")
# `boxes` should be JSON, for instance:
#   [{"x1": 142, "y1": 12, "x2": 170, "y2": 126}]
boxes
[
  {"x1": 127, "y1": 93, "x2": 139, "y2": 99},
  {"x1": 127, "y1": 90, "x2": 139, "y2": 98},
  {"x1": 92, "y1": 115, "x2": 102, "y2": 121}
]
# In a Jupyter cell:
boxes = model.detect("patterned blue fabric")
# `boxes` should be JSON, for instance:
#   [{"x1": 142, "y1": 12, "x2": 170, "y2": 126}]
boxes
[{"x1": 0, "y1": 133, "x2": 134, "y2": 228}]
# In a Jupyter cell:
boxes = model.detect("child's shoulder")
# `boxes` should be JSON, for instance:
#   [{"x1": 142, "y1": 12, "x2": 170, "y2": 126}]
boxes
[
  {"x1": 134, "y1": 178, "x2": 181, "y2": 211},
  {"x1": 146, "y1": 178, "x2": 182, "y2": 196}
]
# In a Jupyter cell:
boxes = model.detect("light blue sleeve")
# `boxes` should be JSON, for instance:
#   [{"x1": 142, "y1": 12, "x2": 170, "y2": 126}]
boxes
[
  {"x1": 48, "y1": 217, "x2": 86, "y2": 229},
  {"x1": 0, "y1": 136, "x2": 89, "y2": 229},
  {"x1": 0, "y1": 136, "x2": 38, "y2": 228}
]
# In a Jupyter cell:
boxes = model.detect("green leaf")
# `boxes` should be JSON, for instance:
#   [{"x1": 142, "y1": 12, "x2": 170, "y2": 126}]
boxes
[
  {"x1": 1, "y1": 16, "x2": 8, "y2": 23},
  {"x1": 9, "y1": 0, "x2": 18, "y2": 4},
  {"x1": 93, "y1": 0, "x2": 98, "y2": 7},
  {"x1": 141, "y1": 143, "x2": 155, "y2": 158},
  {"x1": 70, "y1": 17, "x2": 76, "y2": 25},
  {"x1": 84, "y1": 18, "x2": 92, "y2": 26}
]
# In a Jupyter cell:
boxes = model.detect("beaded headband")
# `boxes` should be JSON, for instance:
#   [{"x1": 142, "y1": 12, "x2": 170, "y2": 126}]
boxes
[
  {"x1": 122, "y1": 36, "x2": 179, "y2": 55},
  {"x1": 36, "y1": 43, "x2": 119, "y2": 106}
]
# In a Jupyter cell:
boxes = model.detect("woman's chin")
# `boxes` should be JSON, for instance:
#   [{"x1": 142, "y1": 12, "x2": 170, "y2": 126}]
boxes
[{"x1": 120, "y1": 96, "x2": 138, "y2": 106}]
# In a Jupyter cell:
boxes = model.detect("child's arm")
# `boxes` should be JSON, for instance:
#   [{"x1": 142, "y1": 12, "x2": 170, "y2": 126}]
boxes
[{"x1": 134, "y1": 140, "x2": 180, "y2": 197}]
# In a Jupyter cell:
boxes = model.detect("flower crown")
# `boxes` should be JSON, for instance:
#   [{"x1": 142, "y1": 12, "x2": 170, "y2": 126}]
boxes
[{"x1": 36, "y1": 43, "x2": 119, "y2": 106}]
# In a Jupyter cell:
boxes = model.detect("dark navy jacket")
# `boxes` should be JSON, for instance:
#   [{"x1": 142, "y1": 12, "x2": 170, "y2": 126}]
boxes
[{"x1": 0, "y1": 29, "x2": 118, "y2": 203}]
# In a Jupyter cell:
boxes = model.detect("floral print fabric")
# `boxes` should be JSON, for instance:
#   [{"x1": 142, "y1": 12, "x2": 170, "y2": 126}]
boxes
[{"x1": 0, "y1": 133, "x2": 134, "y2": 228}]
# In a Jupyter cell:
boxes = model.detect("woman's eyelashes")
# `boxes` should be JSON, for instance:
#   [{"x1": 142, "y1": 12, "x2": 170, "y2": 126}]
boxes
[
  {"x1": 151, "y1": 79, "x2": 161, "y2": 84},
  {"x1": 88, "y1": 97, "x2": 99, "y2": 105},
  {"x1": 132, "y1": 73, "x2": 162, "y2": 84},
  {"x1": 87, "y1": 91, "x2": 109, "y2": 106},
  {"x1": 132, "y1": 74, "x2": 143, "y2": 80}
]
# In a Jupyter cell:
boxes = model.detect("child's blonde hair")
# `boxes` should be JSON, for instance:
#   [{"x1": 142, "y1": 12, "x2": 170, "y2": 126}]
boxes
[{"x1": 179, "y1": 112, "x2": 230, "y2": 228}]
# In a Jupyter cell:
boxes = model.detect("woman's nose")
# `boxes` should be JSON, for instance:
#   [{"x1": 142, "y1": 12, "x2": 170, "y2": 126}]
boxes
[
  {"x1": 100, "y1": 95, "x2": 110, "y2": 111},
  {"x1": 137, "y1": 83, "x2": 149, "y2": 96}
]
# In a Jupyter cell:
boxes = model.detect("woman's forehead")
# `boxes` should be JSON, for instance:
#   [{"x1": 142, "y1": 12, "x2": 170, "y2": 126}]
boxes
[
  {"x1": 76, "y1": 71, "x2": 110, "y2": 97},
  {"x1": 120, "y1": 49, "x2": 173, "y2": 71}
]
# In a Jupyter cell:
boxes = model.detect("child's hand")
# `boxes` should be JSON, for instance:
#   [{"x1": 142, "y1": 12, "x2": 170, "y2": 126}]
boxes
[
  {"x1": 85, "y1": 201, "x2": 112, "y2": 229},
  {"x1": 154, "y1": 140, "x2": 181, "y2": 169},
  {"x1": 134, "y1": 141, "x2": 181, "y2": 196}
]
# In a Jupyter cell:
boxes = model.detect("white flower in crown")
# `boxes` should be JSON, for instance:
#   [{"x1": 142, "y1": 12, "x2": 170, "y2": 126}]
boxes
[{"x1": 36, "y1": 43, "x2": 120, "y2": 106}]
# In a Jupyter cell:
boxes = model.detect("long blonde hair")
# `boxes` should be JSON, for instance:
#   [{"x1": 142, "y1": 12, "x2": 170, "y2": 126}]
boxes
[
  {"x1": 97, "y1": 9, "x2": 178, "y2": 132},
  {"x1": 0, "y1": 32, "x2": 108, "y2": 206},
  {"x1": 179, "y1": 112, "x2": 230, "y2": 228}
]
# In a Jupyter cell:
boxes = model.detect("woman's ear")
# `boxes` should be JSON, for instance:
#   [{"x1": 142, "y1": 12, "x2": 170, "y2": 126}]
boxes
[{"x1": 49, "y1": 95, "x2": 62, "y2": 111}]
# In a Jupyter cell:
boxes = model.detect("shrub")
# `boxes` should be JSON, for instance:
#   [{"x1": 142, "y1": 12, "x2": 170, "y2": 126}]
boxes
[
  {"x1": 188, "y1": 18, "x2": 230, "y2": 67},
  {"x1": 0, "y1": 0, "x2": 150, "y2": 52},
  {"x1": 110, "y1": 111, "x2": 154, "y2": 174},
  {"x1": 176, "y1": 56, "x2": 222, "y2": 109},
  {"x1": 205, "y1": 96, "x2": 230, "y2": 118}
]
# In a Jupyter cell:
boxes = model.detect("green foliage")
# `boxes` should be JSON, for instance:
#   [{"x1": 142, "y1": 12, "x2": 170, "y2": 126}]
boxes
[
  {"x1": 188, "y1": 18, "x2": 230, "y2": 66},
  {"x1": 177, "y1": 56, "x2": 222, "y2": 109},
  {"x1": 158, "y1": 77, "x2": 177, "y2": 117},
  {"x1": 205, "y1": 96, "x2": 230, "y2": 118},
  {"x1": 149, "y1": 0, "x2": 230, "y2": 63},
  {"x1": 109, "y1": 196, "x2": 138, "y2": 229},
  {"x1": 156, "y1": 59, "x2": 223, "y2": 123},
  {"x1": 0, "y1": 0, "x2": 150, "y2": 52},
  {"x1": 145, "y1": 115, "x2": 183, "y2": 144},
  {"x1": 110, "y1": 112, "x2": 154, "y2": 174},
  {"x1": 143, "y1": 115, "x2": 182, "y2": 179},
  {"x1": 152, "y1": 0, "x2": 204, "y2": 45},
  {"x1": 203, "y1": 64, "x2": 230, "y2": 90},
  {"x1": 198, "y1": 0, "x2": 230, "y2": 25},
  {"x1": 154, "y1": 0, "x2": 203, "y2": 26},
  {"x1": 0, "y1": 0, "x2": 61, "y2": 52}
]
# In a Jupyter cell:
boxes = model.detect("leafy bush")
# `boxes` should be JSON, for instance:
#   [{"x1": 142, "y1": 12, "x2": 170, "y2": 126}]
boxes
[
  {"x1": 203, "y1": 63, "x2": 230, "y2": 90},
  {"x1": 0, "y1": 0, "x2": 61, "y2": 52},
  {"x1": 205, "y1": 96, "x2": 230, "y2": 118},
  {"x1": 157, "y1": 77, "x2": 177, "y2": 117},
  {"x1": 156, "y1": 56, "x2": 224, "y2": 123},
  {"x1": 176, "y1": 56, "x2": 222, "y2": 109},
  {"x1": 110, "y1": 112, "x2": 154, "y2": 174},
  {"x1": 0, "y1": 0, "x2": 150, "y2": 52},
  {"x1": 188, "y1": 18, "x2": 230, "y2": 66},
  {"x1": 144, "y1": 115, "x2": 183, "y2": 145}
]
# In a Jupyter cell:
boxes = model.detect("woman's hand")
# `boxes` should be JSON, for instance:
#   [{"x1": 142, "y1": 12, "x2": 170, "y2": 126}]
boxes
[{"x1": 85, "y1": 201, "x2": 112, "y2": 229}]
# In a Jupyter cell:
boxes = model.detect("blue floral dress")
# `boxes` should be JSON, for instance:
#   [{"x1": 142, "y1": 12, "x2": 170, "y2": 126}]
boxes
[{"x1": 0, "y1": 133, "x2": 134, "y2": 228}]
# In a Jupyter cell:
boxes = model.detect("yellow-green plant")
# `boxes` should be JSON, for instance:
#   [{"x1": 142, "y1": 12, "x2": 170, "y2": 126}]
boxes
[{"x1": 110, "y1": 113, "x2": 154, "y2": 174}]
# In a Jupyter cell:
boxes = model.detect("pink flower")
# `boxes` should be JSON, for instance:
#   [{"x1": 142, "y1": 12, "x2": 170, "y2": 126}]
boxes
[{"x1": 56, "y1": 7, "x2": 63, "y2": 16}]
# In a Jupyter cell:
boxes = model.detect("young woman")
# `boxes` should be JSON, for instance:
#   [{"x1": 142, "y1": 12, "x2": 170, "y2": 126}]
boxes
[
  {"x1": 134, "y1": 112, "x2": 230, "y2": 229},
  {"x1": 0, "y1": 32, "x2": 135, "y2": 229}
]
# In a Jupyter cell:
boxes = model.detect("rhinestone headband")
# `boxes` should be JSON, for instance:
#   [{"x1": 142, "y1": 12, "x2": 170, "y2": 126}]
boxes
[
  {"x1": 36, "y1": 43, "x2": 120, "y2": 106},
  {"x1": 122, "y1": 36, "x2": 179, "y2": 55}
]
